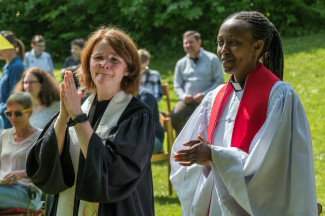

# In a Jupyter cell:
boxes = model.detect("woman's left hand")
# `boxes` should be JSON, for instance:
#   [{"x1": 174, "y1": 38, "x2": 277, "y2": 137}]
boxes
[
  {"x1": 2, "y1": 170, "x2": 26, "y2": 185},
  {"x1": 174, "y1": 136, "x2": 212, "y2": 166},
  {"x1": 62, "y1": 71, "x2": 83, "y2": 119}
]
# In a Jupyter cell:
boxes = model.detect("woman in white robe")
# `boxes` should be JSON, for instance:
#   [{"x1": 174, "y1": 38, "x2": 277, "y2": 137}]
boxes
[{"x1": 170, "y1": 11, "x2": 318, "y2": 216}]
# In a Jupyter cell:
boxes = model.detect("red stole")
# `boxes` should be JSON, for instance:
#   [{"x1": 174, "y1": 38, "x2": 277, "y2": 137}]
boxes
[{"x1": 207, "y1": 62, "x2": 280, "y2": 153}]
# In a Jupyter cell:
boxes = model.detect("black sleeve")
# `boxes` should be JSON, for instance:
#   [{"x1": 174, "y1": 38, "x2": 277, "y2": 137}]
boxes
[
  {"x1": 26, "y1": 114, "x2": 75, "y2": 194},
  {"x1": 76, "y1": 110, "x2": 155, "y2": 203}
]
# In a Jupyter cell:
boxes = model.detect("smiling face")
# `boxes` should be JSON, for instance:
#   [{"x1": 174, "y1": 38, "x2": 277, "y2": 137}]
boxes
[
  {"x1": 183, "y1": 35, "x2": 201, "y2": 58},
  {"x1": 217, "y1": 18, "x2": 263, "y2": 81},
  {"x1": 23, "y1": 72, "x2": 41, "y2": 98},
  {"x1": 90, "y1": 39, "x2": 128, "y2": 93}
]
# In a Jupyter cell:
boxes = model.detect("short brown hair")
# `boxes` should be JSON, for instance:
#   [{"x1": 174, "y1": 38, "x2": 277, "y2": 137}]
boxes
[
  {"x1": 71, "y1": 38, "x2": 85, "y2": 48},
  {"x1": 77, "y1": 26, "x2": 141, "y2": 96},
  {"x1": 14, "y1": 67, "x2": 60, "y2": 106},
  {"x1": 31, "y1": 35, "x2": 45, "y2": 45},
  {"x1": 183, "y1": 30, "x2": 201, "y2": 41}
]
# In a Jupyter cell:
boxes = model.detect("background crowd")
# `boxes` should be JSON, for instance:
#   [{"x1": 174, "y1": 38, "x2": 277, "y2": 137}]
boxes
[{"x1": 0, "y1": 7, "x2": 323, "y2": 216}]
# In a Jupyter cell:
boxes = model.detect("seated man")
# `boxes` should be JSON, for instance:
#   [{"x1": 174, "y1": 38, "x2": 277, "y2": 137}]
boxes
[
  {"x1": 136, "y1": 87, "x2": 164, "y2": 153},
  {"x1": 138, "y1": 49, "x2": 163, "y2": 102},
  {"x1": 171, "y1": 30, "x2": 224, "y2": 135},
  {"x1": 24, "y1": 35, "x2": 54, "y2": 76}
]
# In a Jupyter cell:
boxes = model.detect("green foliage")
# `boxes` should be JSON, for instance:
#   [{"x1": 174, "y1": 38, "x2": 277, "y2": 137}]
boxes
[{"x1": 1, "y1": 0, "x2": 324, "y2": 63}]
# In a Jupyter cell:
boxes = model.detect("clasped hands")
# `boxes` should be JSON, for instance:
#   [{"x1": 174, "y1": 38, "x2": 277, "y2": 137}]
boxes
[
  {"x1": 184, "y1": 93, "x2": 204, "y2": 104},
  {"x1": 59, "y1": 71, "x2": 83, "y2": 121},
  {"x1": 174, "y1": 136, "x2": 212, "y2": 166}
]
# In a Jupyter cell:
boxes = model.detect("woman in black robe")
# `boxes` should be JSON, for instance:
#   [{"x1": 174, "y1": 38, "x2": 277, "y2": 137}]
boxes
[{"x1": 26, "y1": 27, "x2": 155, "y2": 216}]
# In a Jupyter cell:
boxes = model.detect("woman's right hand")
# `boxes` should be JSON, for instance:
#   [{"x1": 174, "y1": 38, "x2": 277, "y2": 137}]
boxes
[
  {"x1": 174, "y1": 136, "x2": 212, "y2": 166},
  {"x1": 58, "y1": 82, "x2": 70, "y2": 121}
]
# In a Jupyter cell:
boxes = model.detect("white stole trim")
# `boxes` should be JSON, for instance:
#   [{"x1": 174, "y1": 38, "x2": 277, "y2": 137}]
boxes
[{"x1": 57, "y1": 91, "x2": 132, "y2": 216}]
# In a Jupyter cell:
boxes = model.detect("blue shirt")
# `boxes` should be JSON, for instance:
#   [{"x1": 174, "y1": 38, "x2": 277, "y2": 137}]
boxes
[
  {"x1": 24, "y1": 49, "x2": 54, "y2": 73},
  {"x1": 0, "y1": 56, "x2": 24, "y2": 128},
  {"x1": 173, "y1": 48, "x2": 224, "y2": 101},
  {"x1": 0, "y1": 115, "x2": 3, "y2": 132}
]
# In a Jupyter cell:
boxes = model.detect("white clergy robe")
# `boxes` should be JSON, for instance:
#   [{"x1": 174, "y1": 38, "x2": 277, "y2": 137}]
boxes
[{"x1": 170, "y1": 81, "x2": 318, "y2": 216}]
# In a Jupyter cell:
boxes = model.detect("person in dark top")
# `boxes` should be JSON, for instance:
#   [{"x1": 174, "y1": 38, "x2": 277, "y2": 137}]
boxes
[
  {"x1": 60, "y1": 38, "x2": 85, "y2": 88},
  {"x1": 136, "y1": 87, "x2": 164, "y2": 153},
  {"x1": 26, "y1": 27, "x2": 155, "y2": 216}
]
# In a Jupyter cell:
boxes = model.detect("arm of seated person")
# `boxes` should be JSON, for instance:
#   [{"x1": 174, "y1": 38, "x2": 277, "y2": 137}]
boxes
[{"x1": 2, "y1": 170, "x2": 27, "y2": 185}]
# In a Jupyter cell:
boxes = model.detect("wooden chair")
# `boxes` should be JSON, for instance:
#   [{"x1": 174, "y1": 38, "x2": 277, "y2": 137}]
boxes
[
  {"x1": 318, "y1": 203, "x2": 322, "y2": 215},
  {"x1": 151, "y1": 114, "x2": 174, "y2": 195},
  {"x1": 161, "y1": 83, "x2": 172, "y2": 116}
]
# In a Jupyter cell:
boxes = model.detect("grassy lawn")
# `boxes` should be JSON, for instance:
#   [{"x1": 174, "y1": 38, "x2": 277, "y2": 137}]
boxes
[{"x1": 19, "y1": 31, "x2": 325, "y2": 215}]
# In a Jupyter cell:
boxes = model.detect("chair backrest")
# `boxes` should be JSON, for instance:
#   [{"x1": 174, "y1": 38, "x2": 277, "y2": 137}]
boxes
[
  {"x1": 161, "y1": 83, "x2": 171, "y2": 116},
  {"x1": 159, "y1": 114, "x2": 173, "y2": 156},
  {"x1": 151, "y1": 113, "x2": 174, "y2": 195}
]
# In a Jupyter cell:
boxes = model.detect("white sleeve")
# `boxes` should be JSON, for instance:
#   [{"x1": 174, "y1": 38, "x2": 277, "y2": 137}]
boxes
[
  {"x1": 170, "y1": 88, "x2": 220, "y2": 216},
  {"x1": 210, "y1": 82, "x2": 317, "y2": 215}
]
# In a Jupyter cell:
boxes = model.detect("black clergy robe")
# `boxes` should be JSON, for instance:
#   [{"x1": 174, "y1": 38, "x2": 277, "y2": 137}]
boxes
[{"x1": 26, "y1": 96, "x2": 155, "y2": 216}]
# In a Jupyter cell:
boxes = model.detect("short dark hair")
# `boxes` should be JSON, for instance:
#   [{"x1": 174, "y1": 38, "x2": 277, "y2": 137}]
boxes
[
  {"x1": 14, "y1": 67, "x2": 60, "y2": 106},
  {"x1": 31, "y1": 35, "x2": 45, "y2": 44},
  {"x1": 183, "y1": 30, "x2": 201, "y2": 41},
  {"x1": 138, "y1": 49, "x2": 151, "y2": 64},
  {"x1": 223, "y1": 11, "x2": 284, "y2": 80},
  {"x1": 71, "y1": 38, "x2": 85, "y2": 48},
  {"x1": 77, "y1": 26, "x2": 141, "y2": 96}
]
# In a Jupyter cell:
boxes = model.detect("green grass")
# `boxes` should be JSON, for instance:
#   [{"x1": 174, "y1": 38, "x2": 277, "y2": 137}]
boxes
[{"x1": 4, "y1": 32, "x2": 325, "y2": 215}]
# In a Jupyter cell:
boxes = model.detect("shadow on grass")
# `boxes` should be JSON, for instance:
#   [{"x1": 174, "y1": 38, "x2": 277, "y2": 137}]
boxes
[{"x1": 154, "y1": 195, "x2": 180, "y2": 205}]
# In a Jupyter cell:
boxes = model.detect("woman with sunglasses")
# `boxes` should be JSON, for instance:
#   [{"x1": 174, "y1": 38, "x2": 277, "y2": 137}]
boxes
[
  {"x1": 0, "y1": 92, "x2": 42, "y2": 211},
  {"x1": 14, "y1": 67, "x2": 60, "y2": 129},
  {"x1": 26, "y1": 27, "x2": 155, "y2": 216},
  {"x1": 0, "y1": 31, "x2": 25, "y2": 129}
]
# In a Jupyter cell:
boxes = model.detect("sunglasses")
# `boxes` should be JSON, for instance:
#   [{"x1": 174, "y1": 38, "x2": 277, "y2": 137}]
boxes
[{"x1": 4, "y1": 108, "x2": 31, "y2": 118}]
